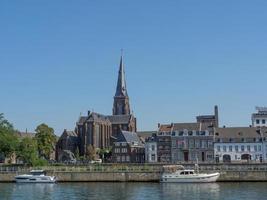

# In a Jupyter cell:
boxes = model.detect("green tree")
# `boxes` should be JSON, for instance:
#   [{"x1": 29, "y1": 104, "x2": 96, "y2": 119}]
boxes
[
  {"x1": 16, "y1": 137, "x2": 39, "y2": 166},
  {"x1": 86, "y1": 145, "x2": 96, "y2": 161},
  {"x1": 35, "y1": 123, "x2": 56, "y2": 160},
  {"x1": 0, "y1": 113, "x2": 18, "y2": 160}
]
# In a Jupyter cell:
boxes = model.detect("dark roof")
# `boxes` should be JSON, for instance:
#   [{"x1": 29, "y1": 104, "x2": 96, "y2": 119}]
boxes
[
  {"x1": 116, "y1": 131, "x2": 143, "y2": 146},
  {"x1": 115, "y1": 55, "x2": 128, "y2": 97},
  {"x1": 77, "y1": 116, "x2": 87, "y2": 125},
  {"x1": 215, "y1": 127, "x2": 267, "y2": 139},
  {"x1": 87, "y1": 112, "x2": 111, "y2": 123},
  {"x1": 137, "y1": 131, "x2": 157, "y2": 139},
  {"x1": 159, "y1": 122, "x2": 212, "y2": 132},
  {"x1": 107, "y1": 115, "x2": 132, "y2": 124}
]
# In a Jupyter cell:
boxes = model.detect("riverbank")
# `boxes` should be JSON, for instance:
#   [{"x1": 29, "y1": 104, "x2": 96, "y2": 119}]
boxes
[{"x1": 1, "y1": 163, "x2": 267, "y2": 182}]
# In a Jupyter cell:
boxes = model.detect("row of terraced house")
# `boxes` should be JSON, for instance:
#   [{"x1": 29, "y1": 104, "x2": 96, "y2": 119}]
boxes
[{"x1": 55, "y1": 55, "x2": 267, "y2": 164}]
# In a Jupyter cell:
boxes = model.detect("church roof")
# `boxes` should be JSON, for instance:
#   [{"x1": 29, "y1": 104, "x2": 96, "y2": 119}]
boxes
[
  {"x1": 60, "y1": 129, "x2": 77, "y2": 139},
  {"x1": 115, "y1": 55, "x2": 128, "y2": 97},
  {"x1": 107, "y1": 115, "x2": 132, "y2": 124},
  {"x1": 77, "y1": 116, "x2": 87, "y2": 125}
]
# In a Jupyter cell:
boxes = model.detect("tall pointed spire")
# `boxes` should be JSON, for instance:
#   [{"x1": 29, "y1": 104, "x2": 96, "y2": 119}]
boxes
[
  {"x1": 115, "y1": 52, "x2": 128, "y2": 97},
  {"x1": 113, "y1": 52, "x2": 131, "y2": 115}
]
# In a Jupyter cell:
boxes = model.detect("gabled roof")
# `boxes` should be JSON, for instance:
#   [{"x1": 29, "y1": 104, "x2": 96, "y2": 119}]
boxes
[
  {"x1": 116, "y1": 130, "x2": 143, "y2": 146},
  {"x1": 159, "y1": 122, "x2": 212, "y2": 132},
  {"x1": 59, "y1": 130, "x2": 78, "y2": 140}
]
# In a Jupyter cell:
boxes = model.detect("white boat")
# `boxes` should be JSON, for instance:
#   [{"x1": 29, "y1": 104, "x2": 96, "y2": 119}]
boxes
[
  {"x1": 15, "y1": 170, "x2": 56, "y2": 183},
  {"x1": 161, "y1": 165, "x2": 220, "y2": 183}
]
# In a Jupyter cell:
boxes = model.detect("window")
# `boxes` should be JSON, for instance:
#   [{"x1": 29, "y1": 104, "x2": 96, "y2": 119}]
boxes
[
  {"x1": 180, "y1": 172, "x2": 185, "y2": 175},
  {"x1": 195, "y1": 140, "x2": 200, "y2": 148},
  {"x1": 185, "y1": 171, "x2": 189, "y2": 175},
  {"x1": 151, "y1": 145, "x2": 155, "y2": 151},
  {"x1": 235, "y1": 146, "x2": 239, "y2": 152},
  {"x1": 254, "y1": 145, "x2": 258, "y2": 152},
  {"x1": 121, "y1": 156, "x2": 125, "y2": 162},
  {"x1": 116, "y1": 156, "x2": 121, "y2": 162},
  {"x1": 229, "y1": 146, "x2": 232, "y2": 152},
  {"x1": 126, "y1": 156, "x2": 130, "y2": 162},
  {"x1": 259, "y1": 145, "x2": 262, "y2": 151},
  {"x1": 241, "y1": 145, "x2": 245, "y2": 151},
  {"x1": 223, "y1": 146, "x2": 227, "y2": 152},
  {"x1": 151, "y1": 154, "x2": 155, "y2": 161},
  {"x1": 256, "y1": 119, "x2": 260, "y2": 124},
  {"x1": 247, "y1": 146, "x2": 251, "y2": 152},
  {"x1": 217, "y1": 146, "x2": 221, "y2": 152},
  {"x1": 263, "y1": 119, "x2": 266, "y2": 124},
  {"x1": 115, "y1": 143, "x2": 120, "y2": 146}
]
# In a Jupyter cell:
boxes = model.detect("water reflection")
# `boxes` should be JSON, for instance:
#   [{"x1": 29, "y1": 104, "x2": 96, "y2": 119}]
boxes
[
  {"x1": 1, "y1": 182, "x2": 267, "y2": 200},
  {"x1": 160, "y1": 183, "x2": 220, "y2": 200},
  {"x1": 12, "y1": 183, "x2": 56, "y2": 200}
]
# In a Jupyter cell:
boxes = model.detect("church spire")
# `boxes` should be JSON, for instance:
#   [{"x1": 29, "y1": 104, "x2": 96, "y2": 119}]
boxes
[
  {"x1": 115, "y1": 53, "x2": 128, "y2": 97},
  {"x1": 113, "y1": 53, "x2": 131, "y2": 115}
]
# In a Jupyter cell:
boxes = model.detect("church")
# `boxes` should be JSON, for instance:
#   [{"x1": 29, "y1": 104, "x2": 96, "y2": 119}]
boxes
[{"x1": 56, "y1": 55, "x2": 137, "y2": 159}]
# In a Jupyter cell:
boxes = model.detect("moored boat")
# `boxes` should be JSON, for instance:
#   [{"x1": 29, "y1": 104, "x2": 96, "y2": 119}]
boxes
[
  {"x1": 160, "y1": 165, "x2": 220, "y2": 183},
  {"x1": 15, "y1": 170, "x2": 56, "y2": 183}
]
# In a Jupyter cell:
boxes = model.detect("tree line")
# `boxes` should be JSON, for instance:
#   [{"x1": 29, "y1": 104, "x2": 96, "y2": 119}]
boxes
[{"x1": 0, "y1": 113, "x2": 56, "y2": 166}]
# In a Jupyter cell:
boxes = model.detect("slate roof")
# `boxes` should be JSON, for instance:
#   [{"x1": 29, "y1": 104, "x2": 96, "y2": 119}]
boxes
[
  {"x1": 77, "y1": 116, "x2": 87, "y2": 125},
  {"x1": 107, "y1": 115, "x2": 132, "y2": 124},
  {"x1": 116, "y1": 130, "x2": 143, "y2": 146},
  {"x1": 137, "y1": 131, "x2": 157, "y2": 139},
  {"x1": 214, "y1": 127, "x2": 267, "y2": 139},
  {"x1": 159, "y1": 122, "x2": 212, "y2": 132},
  {"x1": 87, "y1": 112, "x2": 110, "y2": 123}
]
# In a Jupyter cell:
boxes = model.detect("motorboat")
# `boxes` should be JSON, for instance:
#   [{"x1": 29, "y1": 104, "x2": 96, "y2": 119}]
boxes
[
  {"x1": 160, "y1": 165, "x2": 220, "y2": 183},
  {"x1": 15, "y1": 170, "x2": 56, "y2": 183}
]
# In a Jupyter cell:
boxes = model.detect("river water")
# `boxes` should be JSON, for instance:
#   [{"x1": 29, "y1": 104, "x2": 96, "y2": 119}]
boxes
[{"x1": 0, "y1": 182, "x2": 266, "y2": 200}]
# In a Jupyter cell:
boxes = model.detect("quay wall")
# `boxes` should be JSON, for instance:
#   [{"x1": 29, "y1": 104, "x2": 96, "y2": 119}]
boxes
[{"x1": 2, "y1": 163, "x2": 267, "y2": 182}]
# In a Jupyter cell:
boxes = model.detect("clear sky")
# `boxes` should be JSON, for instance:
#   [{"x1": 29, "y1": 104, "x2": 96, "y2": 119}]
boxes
[{"x1": 1, "y1": 0, "x2": 267, "y2": 135}]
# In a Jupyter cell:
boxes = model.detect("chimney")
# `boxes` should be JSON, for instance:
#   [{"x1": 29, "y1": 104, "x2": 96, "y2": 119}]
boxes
[
  {"x1": 214, "y1": 105, "x2": 219, "y2": 128},
  {"x1": 158, "y1": 123, "x2": 160, "y2": 128}
]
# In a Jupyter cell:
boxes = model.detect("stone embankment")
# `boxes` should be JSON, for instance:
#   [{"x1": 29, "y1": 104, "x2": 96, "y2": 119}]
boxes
[{"x1": 1, "y1": 163, "x2": 267, "y2": 182}]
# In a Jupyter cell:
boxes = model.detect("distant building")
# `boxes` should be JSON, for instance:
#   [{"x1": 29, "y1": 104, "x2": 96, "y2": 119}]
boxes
[
  {"x1": 56, "y1": 55, "x2": 137, "y2": 159},
  {"x1": 252, "y1": 107, "x2": 267, "y2": 127},
  {"x1": 170, "y1": 123, "x2": 214, "y2": 163},
  {"x1": 214, "y1": 127, "x2": 267, "y2": 163},
  {"x1": 157, "y1": 106, "x2": 218, "y2": 163},
  {"x1": 145, "y1": 136, "x2": 157, "y2": 163},
  {"x1": 56, "y1": 129, "x2": 79, "y2": 162},
  {"x1": 112, "y1": 130, "x2": 145, "y2": 163},
  {"x1": 196, "y1": 105, "x2": 219, "y2": 128}
]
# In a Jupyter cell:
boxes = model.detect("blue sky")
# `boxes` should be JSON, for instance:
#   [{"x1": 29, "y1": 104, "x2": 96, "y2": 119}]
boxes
[{"x1": 1, "y1": 0, "x2": 267, "y2": 135}]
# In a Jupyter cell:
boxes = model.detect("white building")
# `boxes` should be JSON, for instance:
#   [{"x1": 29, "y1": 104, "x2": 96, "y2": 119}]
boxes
[
  {"x1": 145, "y1": 137, "x2": 157, "y2": 163},
  {"x1": 214, "y1": 127, "x2": 266, "y2": 163},
  {"x1": 252, "y1": 107, "x2": 267, "y2": 127}
]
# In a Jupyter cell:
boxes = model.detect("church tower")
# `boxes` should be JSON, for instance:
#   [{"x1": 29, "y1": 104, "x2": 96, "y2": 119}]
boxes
[{"x1": 113, "y1": 55, "x2": 131, "y2": 115}]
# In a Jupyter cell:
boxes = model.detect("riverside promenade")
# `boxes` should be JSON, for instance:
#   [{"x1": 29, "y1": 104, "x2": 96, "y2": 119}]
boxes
[{"x1": 2, "y1": 163, "x2": 267, "y2": 182}]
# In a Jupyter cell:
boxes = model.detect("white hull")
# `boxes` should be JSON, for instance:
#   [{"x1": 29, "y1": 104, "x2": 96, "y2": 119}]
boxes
[
  {"x1": 161, "y1": 172, "x2": 220, "y2": 183},
  {"x1": 15, "y1": 178, "x2": 56, "y2": 183},
  {"x1": 15, "y1": 174, "x2": 56, "y2": 183}
]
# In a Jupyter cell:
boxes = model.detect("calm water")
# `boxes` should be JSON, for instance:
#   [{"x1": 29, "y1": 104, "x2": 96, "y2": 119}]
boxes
[{"x1": 0, "y1": 182, "x2": 266, "y2": 200}]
